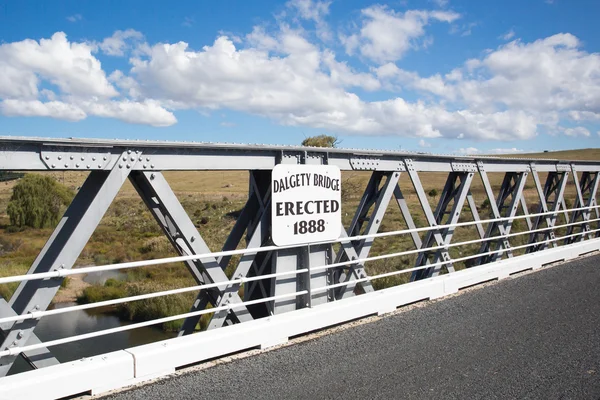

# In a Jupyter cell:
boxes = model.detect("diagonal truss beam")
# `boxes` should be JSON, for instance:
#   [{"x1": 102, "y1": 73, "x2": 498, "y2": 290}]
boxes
[
  {"x1": 207, "y1": 171, "x2": 273, "y2": 330},
  {"x1": 528, "y1": 170, "x2": 569, "y2": 252},
  {"x1": 474, "y1": 171, "x2": 528, "y2": 265},
  {"x1": 334, "y1": 171, "x2": 401, "y2": 299},
  {"x1": 0, "y1": 161, "x2": 131, "y2": 376},
  {"x1": 565, "y1": 170, "x2": 600, "y2": 243},
  {"x1": 0, "y1": 300, "x2": 59, "y2": 371},
  {"x1": 128, "y1": 171, "x2": 253, "y2": 336},
  {"x1": 407, "y1": 167, "x2": 474, "y2": 280}
]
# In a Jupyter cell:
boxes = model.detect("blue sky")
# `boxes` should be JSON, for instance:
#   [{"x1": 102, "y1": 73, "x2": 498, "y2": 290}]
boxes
[{"x1": 0, "y1": 0, "x2": 599, "y2": 154}]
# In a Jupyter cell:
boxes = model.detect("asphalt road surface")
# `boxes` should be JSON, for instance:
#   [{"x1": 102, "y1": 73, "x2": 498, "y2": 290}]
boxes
[{"x1": 104, "y1": 255, "x2": 600, "y2": 400}]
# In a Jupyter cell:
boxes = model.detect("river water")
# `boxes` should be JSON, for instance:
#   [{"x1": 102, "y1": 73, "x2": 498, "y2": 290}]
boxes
[{"x1": 9, "y1": 270, "x2": 175, "y2": 375}]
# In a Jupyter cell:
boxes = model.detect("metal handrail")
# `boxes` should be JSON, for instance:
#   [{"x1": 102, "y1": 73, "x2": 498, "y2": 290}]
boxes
[{"x1": 0, "y1": 204, "x2": 597, "y2": 285}]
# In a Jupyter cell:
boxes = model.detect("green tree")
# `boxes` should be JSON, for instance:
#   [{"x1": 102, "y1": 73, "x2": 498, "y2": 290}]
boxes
[
  {"x1": 7, "y1": 174, "x2": 74, "y2": 228},
  {"x1": 301, "y1": 134, "x2": 339, "y2": 148},
  {"x1": 428, "y1": 188, "x2": 438, "y2": 199}
]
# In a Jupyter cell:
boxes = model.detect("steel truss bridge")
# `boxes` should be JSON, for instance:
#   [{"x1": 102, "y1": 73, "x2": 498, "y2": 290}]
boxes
[{"x1": 0, "y1": 136, "x2": 598, "y2": 399}]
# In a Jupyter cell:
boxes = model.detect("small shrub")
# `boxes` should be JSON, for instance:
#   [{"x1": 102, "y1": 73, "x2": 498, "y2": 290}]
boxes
[
  {"x1": 60, "y1": 276, "x2": 71, "y2": 289},
  {"x1": 77, "y1": 283, "x2": 128, "y2": 304},
  {"x1": 428, "y1": 189, "x2": 438, "y2": 199},
  {"x1": 117, "y1": 282, "x2": 197, "y2": 331},
  {"x1": 301, "y1": 135, "x2": 339, "y2": 148},
  {"x1": 140, "y1": 236, "x2": 171, "y2": 254},
  {"x1": 7, "y1": 174, "x2": 74, "y2": 228}
]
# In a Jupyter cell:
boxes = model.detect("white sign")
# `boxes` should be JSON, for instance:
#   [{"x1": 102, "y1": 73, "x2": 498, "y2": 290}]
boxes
[{"x1": 271, "y1": 164, "x2": 342, "y2": 246}]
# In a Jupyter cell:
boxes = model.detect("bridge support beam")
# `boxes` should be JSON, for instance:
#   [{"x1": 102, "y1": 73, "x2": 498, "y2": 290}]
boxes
[
  {"x1": 528, "y1": 170, "x2": 569, "y2": 253},
  {"x1": 408, "y1": 166, "x2": 474, "y2": 280},
  {"x1": 0, "y1": 160, "x2": 131, "y2": 376}
]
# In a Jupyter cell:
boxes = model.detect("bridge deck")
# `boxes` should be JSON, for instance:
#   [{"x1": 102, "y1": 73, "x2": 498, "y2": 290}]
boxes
[{"x1": 103, "y1": 254, "x2": 600, "y2": 400}]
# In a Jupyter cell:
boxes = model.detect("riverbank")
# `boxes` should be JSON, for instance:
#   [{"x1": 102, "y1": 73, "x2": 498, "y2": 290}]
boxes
[{"x1": 53, "y1": 274, "x2": 90, "y2": 303}]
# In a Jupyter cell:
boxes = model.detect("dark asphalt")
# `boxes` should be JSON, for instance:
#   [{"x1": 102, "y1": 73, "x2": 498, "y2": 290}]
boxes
[{"x1": 105, "y1": 255, "x2": 600, "y2": 400}]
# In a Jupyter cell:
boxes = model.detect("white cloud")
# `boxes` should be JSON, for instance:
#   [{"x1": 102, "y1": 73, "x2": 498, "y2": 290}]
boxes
[
  {"x1": 0, "y1": 32, "x2": 175, "y2": 126},
  {"x1": 0, "y1": 32, "x2": 117, "y2": 99},
  {"x1": 432, "y1": 0, "x2": 449, "y2": 7},
  {"x1": 98, "y1": 29, "x2": 144, "y2": 56},
  {"x1": 0, "y1": 98, "x2": 175, "y2": 126},
  {"x1": 389, "y1": 33, "x2": 600, "y2": 136},
  {"x1": 458, "y1": 147, "x2": 479, "y2": 155},
  {"x1": 341, "y1": 6, "x2": 460, "y2": 63},
  {"x1": 1, "y1": 18, "x2": 598, "y2": 140},
  {"x1": 322, "y1": 50, "x2": 381, "y2": 90},
  {"x1": 500, "y1": 29, "x2": 515, "y2": 40},
  {"x1": 0, "y1": 100, "x2": 86, "y2": 121},
  {"x1": 125, "y1": 32, "x2": 536, "y2": 140},
  {"x1": 563, "y1": 127, "x2": 591, "y2": 137},
  {"x1": 454, "y1": 34, "x2": 600, "y2": 116},
  {"x1": 488, "y1": 148, "x2": 525, "y2": 154},
  {"x1": 419, "y1": 139, "x2": 431, "y2": 148},
  {"x1": 457, "y1": 147, "x2": 524, "y2": 155},
  {"x1": 287, "y1": 0, "x2": 332, "y2": 41},
  {"x1": 66, "y1": 14, "x2": 82, "y2": 23},
  {"x1": 569, "y1": 111, "x2": 600, "y2": 121}
]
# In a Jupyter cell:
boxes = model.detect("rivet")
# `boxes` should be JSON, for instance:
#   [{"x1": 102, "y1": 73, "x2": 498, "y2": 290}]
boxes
[
  {"x1": 126, "y1": 164, "x2": 131, "y2": 169},
  {"x1": 150, "y1": 173, "x2": 155, "y2": 180},
  {"x1": 76, "y1": 163, "x2": 80, "y2": 168},
  {"x1": 143, "y1": 164, "x2": 147, "y2": 168},
  {"x1": 139, "y1": 157, "x2": 142, "y2": 161},
  {"x1": 130, "y1": 157, "x2": 135, "y2": 162},
  {"x1": 45, "y1": 156, "x2": 49, "y2": 160},
  {"x1": 81, "y1": 156, "x2": 85, "y2": 161},
  {"x1": 64, "y1": 164, "x2": 69, "y2": 168},
  {"x1": 190, "y1": 236, "x2": 195, "y2": 242},
  {"x1": 122, "y1": 157, "x2": 127, "y2": 161},
  {"x1": 51, "y1": 164, "x2": 56, "y2": 168},
  {"x1": 92, "y1": 157, "x2": 96, "y2": 161},
  {"x1": 98, "y1": 164, "x2": 102, "y2": 168},
  {"x1": 128, "y1": 150, "x2": 132, "y2": 154},
  {"x1": 151, "y1": 164, "x2": 155, "y2": 168},
  {"x1": 70, "y1": 155, "x2": 74, "y2": 160},
  {"x1": 119, "y1": 164, "x2": 123, "y2": 168},
  {"x1": 146, "y1": 157, "x2": 150, "y2": 161},
  {"x1": 16, "y1": 332, "x2": 23, "y2": 339},
  {"x1": 103, "y1": 156, "x2": 107, "y2": 161},
  {"x1": 86, "y1": 165, "x2": 90, "y2": 169},
  {"x1": 58, "y1": 156, "x2": 62, "y2": 160}
]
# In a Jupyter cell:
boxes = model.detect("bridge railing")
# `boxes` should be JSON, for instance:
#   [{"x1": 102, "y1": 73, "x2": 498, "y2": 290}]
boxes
[
  {"x1": 0, "y1": 137, "x2": 599, "y2": 399},
  {"x1": 0, "y1": 205, "x2": 598, "y2": 359}
]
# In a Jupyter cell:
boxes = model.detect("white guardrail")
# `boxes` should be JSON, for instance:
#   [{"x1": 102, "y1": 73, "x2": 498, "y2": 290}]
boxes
[{"x1": 1, "y1": 205, "x2": 600, "y2": 399}]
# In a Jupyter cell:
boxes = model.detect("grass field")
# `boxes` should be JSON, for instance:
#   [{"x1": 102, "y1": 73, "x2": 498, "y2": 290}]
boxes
[{"x1": 0, "y1": 147, "x2": 597, "y2": 331}]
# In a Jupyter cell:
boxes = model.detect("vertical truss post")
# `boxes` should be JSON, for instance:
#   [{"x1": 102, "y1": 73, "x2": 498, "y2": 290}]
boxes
[
  {"x1": 334, "y1": 171, "x2": 401, "y2": 299},
  {"x1": 527, "y1": 169, "x2": 569, "y2": 252},
  {"x1": 0, "y1": 162, "x2": 131, "y2": 376},
  {"x1": 128, "y1": 171, "x2": 253, "y2": 336},
  {"x1": 208, "y1": 170, "x2": 273, "y2": 329},
  {"x1": 474, "y1": 170, "x2": 528, "y2": 265},
  {"x1": 564, "y1": 170, "x2": 600, "y2": 244},
  {"x1": 407, "y1": 162, "x2": 474, "y2": 280}
]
